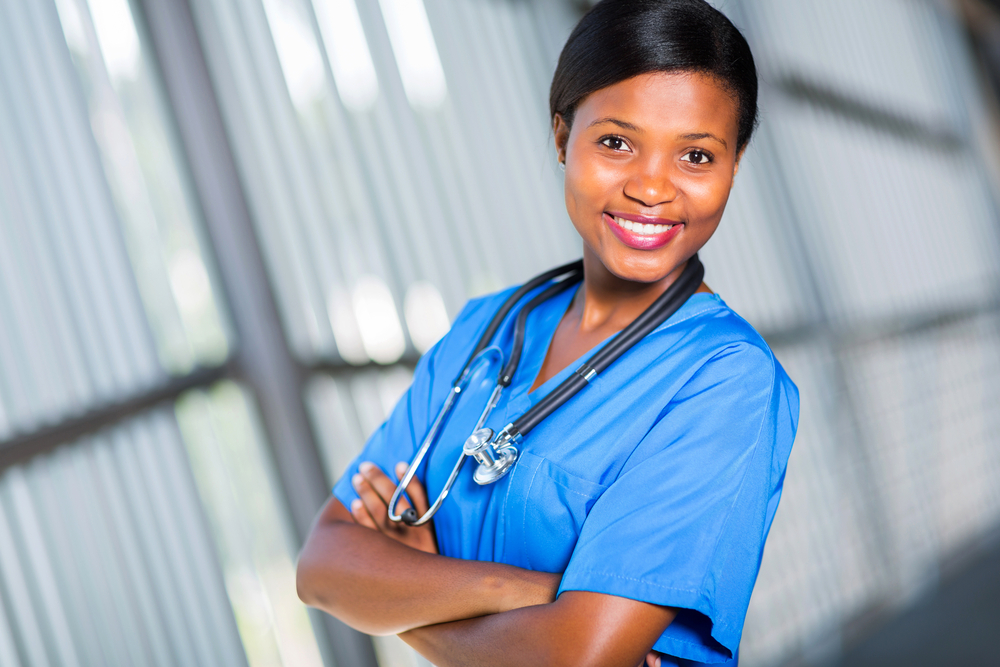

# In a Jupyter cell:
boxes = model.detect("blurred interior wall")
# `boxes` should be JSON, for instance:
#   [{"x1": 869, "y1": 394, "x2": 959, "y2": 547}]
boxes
[{"x1": 0, "y1": 1, "x2": 997, "y2": 667}]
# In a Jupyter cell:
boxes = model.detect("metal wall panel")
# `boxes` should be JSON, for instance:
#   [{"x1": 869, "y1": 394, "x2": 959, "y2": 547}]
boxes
[
  {"x1": 0, "y1": 409, "x2": 246, "y2": 667},
  {"x1": 0, "y1": 0, "x2": 231, "y2": 440},
  {"x1": 187, "y1": 0, "x2": 580, "y2": 366}
]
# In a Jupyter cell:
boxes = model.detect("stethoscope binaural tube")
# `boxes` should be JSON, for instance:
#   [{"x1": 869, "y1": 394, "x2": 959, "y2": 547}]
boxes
[
  {"x1": 387, "y1": 261, "x2": 585, "y2": 526},
  {"x1": 387, "y1": 255, "x2": 704, "y2": 526}
]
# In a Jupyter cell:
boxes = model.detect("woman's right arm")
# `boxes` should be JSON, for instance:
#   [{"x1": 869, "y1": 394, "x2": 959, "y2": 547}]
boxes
[{"x1": 296, "y1": 491, "x2": 559, "y2": 636}]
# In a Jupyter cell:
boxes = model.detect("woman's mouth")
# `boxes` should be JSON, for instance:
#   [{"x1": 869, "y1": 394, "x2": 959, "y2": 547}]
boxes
[{"x1": 605, "y1": 213, "x2": 683, "y2": 250}]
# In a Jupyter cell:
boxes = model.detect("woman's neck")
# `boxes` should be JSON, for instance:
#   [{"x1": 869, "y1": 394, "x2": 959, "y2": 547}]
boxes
[{"x1": 571, "y1": 251, "x2": 691, "y2": 334}]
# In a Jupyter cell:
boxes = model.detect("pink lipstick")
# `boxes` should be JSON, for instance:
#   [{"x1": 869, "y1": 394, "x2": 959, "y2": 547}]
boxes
[{"x1": 605, "y1": 212, "x2": 683, "y2": 250}]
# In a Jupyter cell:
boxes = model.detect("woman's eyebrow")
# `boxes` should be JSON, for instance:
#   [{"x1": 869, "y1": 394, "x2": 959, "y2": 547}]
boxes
[
  {"x1": 680, "y1": 132, "x2": 728, "y2": 149},
  {"x1": 588, "y1": 117, "x2": 642, "y2": 133}
]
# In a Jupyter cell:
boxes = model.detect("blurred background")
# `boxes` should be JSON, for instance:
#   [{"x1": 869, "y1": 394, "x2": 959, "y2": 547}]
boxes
[{"x1": 0, "y1": 0, "x2": 998, "y2": 665}]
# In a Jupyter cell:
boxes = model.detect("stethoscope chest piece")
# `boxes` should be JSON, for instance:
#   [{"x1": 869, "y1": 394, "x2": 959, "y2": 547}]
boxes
[{"x1": 463, "y1": 427, "x2": 518, "y2": 485}]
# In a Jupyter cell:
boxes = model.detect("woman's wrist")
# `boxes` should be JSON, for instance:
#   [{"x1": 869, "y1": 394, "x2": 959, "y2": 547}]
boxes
[{"x1": 485, "y1": 567, "x2": 561, "y2": 614}]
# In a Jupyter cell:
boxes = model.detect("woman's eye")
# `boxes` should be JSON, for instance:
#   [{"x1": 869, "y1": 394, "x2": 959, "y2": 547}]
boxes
[
  {"x1": 681, "y1": 150, "x2": 712, "y2": 165},
  {"x1": 600, "y1": 136, "x2": 629, "y2": 151}
]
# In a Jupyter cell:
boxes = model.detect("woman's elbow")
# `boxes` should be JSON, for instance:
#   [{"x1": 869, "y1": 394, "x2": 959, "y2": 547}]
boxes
[{"x1": 296, "y1": 537, "x2": 329, "y2": 608}]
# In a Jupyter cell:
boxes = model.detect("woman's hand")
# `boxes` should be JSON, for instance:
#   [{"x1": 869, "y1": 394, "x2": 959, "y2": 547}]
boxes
[{"x1": 350, "y1": 461, "x2": 438, "y2": 555}]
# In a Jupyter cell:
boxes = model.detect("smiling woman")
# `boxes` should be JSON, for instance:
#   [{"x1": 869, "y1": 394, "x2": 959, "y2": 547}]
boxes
[{"x1": 296, "y1": 2, "x2": 798, "y2": 666}]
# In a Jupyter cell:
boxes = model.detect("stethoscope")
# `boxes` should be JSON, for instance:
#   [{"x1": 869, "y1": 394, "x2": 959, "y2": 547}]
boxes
[{"x1": 387, "y1": 255, "x2": 705, "y2": 526}]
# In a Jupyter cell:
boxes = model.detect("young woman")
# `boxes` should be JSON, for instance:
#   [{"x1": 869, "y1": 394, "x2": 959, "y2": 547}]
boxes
[{"x1": 297, "y1": 1, "x2": 799, "y2": 665}]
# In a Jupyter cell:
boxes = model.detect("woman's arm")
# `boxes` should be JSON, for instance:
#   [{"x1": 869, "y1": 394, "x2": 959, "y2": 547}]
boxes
[
  {"x1": 343, "y1": 463, "x2": 675, "y2": 667},
  {"x1": 296, "y1": 465, "x2": 559, "y2": 635},
  {"x1": 401, "y1": 592, "x2": 676, "y2": 667}
]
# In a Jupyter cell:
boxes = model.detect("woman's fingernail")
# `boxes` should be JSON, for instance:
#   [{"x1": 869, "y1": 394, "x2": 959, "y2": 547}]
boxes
[
  {"x1": 359, "y1": 462, "x2": 374, "y2": 473},
  {"x1": 352, "y1": 474, "x2": 363, "y2": 487},
  {"x1": 351, "y1": 499, "x2": 363, "y2": 511}
]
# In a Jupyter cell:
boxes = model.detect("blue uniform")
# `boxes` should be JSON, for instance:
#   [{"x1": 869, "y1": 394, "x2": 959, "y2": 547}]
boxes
[{"x1": 334, "y1": 283, "x2": 799, "y2": 665}]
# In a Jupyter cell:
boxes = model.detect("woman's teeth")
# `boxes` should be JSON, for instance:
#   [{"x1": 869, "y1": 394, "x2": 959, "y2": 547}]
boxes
[{"x1": 613, "y1": 216, "x2": 673, "y2": 235}]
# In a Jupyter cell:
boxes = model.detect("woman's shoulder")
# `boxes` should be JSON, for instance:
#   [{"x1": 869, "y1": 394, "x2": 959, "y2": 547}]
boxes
[{"x1": 650, "y1": 292, "x2": 798, "y2": 402}]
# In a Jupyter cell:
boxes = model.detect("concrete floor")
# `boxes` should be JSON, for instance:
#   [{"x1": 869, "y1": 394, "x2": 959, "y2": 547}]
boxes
[{"x1": 837, "y1": 539, "x2": 1000, "y2": 667}]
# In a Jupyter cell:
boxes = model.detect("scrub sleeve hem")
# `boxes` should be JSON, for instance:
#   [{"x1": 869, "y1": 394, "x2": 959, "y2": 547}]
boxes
[{"x1": 557, "y1": 572, "x2": 735, "y2": 664}]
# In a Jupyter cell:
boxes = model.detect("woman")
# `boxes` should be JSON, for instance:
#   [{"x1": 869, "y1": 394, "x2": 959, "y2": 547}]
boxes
[{"x1": 297, "y1": 1, "x2": 799, "y2": 665}]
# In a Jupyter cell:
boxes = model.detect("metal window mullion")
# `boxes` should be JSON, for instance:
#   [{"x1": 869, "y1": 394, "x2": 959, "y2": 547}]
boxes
[
  {"x1": 237, "y1": 0, "x2": 354, "y2": 360},
  {"x1": 189, "y1": 2, "x2": 314, "y2": 360},
  {"x1": 205, "y1": 0, "x2": 335, "y2": 359},
  {"x1": 136, "y1": 0, "x2": 378, "y2": 662}
]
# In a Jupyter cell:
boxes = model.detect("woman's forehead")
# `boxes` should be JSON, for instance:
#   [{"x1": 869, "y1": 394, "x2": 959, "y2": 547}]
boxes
[{"x1": 574, "y1": 71, "x2": 739, "y2": 144}]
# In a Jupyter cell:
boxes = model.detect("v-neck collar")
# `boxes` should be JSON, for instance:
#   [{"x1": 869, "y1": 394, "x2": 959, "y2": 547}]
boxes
[
  {"x1": 504, "y1": 283, "x2": 615, "y2": 418},
  {"x1": 500, "y1": 290, "x2": 724, "y2": 422}
]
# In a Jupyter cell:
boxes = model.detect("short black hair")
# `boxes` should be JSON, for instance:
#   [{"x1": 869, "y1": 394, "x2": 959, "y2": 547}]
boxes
[{"x1": 550, "y1": 0, "x2": 759, "y2": 152}]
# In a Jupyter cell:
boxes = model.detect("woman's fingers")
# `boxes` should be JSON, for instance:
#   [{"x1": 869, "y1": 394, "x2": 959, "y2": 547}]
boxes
[
  {"x1": 353, "y1": 465, "x2": 395, "y2": 531},
  {"x1": 350, "y1": 498, "x2": 379, "y2": 530},
  {"x1": 396, "y1": 462, "x2": 430, "y2": 514},
  {"x1": 645, "y1": 652, "x2": 661, "y2": 667},
  {"x1": 359, "y1": 462, "x2": 401, "y2": 506}
]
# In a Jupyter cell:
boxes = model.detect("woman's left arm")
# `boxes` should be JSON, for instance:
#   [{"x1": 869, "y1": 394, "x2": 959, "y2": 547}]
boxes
[
  {"x1": 354, "y1": 464, "x2": 675, "y2": 667},
  {"x1": 401, "y1": 592, "x2": 675, "y2": 667}
]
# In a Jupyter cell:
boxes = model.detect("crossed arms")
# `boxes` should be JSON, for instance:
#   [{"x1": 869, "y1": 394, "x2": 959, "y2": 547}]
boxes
[{"x1": 296, "y1": 461, "x2": 676, "y2": 667}]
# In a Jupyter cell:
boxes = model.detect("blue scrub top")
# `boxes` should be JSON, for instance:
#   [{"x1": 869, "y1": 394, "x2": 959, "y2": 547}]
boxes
[{"x1": 334, "y1": 282, "x2": 799, "y2": 665}]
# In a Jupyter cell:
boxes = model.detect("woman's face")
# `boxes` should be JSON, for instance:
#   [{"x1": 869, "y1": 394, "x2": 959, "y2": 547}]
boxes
[{"x1": 554, "y1": 71, "x2": 742, "y2": 285}]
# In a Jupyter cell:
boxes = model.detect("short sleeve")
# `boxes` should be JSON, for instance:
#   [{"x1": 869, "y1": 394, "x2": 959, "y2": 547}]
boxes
[{"x1": 557, "y1": 342, "x2": 799, "y2": 664}]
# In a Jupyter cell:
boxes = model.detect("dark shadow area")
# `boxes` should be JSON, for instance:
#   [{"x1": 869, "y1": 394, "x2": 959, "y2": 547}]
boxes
[{"x1": 838, "y1": 538, "x2": 1000, "y2": 667}]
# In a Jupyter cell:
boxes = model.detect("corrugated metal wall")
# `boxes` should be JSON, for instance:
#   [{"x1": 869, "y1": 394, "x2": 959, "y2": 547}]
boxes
[{"x1": 1, "y1": 0, "x2": 999, "y2": 666}]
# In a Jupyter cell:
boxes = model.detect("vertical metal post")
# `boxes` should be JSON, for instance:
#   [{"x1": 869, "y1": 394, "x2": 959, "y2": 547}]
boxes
[{"x1": 133, "y1": 0, "x2": 378, "y2": 665}]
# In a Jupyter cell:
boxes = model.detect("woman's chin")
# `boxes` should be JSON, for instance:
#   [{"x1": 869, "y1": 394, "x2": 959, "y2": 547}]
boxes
[{"x1": 599, "y1": 250, "x2": 689, "y2": 286}]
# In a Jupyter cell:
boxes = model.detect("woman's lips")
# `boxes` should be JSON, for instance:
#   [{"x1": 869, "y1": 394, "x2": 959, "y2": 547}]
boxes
[{"x1": 604, "y1": 212, "x2": 683, "y2": 250}]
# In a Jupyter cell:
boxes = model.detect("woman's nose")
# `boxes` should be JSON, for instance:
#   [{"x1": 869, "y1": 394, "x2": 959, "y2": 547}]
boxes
[{"x1": 623, "y1": 157, "x2": 678, "y2": 207}]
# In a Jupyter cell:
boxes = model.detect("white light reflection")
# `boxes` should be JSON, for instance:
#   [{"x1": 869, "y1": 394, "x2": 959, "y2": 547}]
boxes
[
  {"x1": 86, "y1": 0, "x2": 141, "y2": 82},
  {"x1": 378, "y1": 0, "x2": 448, "y2": 110},
  {"x1": 261, "y1": 0, "x2": 327, "y2": 109},
  {"x1": 352, "y1": 276, "x2": 406, "y2": 364},
  {"x1": 327, "y1": 286, "x2": 369, "y2": 365},
  {"x1": 404, "y1": 281, "x2": 450, "y2": 353},
  {"x1": 53, "y1": 0, "x2": 88, "y2": 58},
  {"x1": 312, "y1": 0, "x2": 380, "y2": 111},
  {"x1": 168, "y1": 248, "x2": 212, "y2": 315}
]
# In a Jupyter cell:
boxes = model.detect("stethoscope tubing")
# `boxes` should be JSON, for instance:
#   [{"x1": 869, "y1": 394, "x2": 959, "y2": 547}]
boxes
[
  {"x1": 509, "y1": 255, "x2": 704, "y2": 438},
  {"x1": 387, "y1": 254, "x2": 703, "y2": 525}
]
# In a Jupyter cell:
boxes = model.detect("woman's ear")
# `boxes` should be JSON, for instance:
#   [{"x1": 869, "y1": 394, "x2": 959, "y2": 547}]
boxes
[{"x1": 553, "y1": 113, "x2": 570, "y2": 165}]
